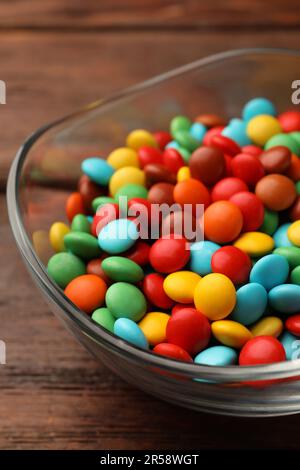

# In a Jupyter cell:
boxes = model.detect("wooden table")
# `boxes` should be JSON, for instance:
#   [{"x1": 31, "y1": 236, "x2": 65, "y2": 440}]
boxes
[{"x1": 1, "y1": 1, "x2": 300, "y2": 450}]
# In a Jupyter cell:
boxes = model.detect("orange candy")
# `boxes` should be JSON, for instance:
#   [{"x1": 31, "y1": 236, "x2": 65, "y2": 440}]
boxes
[
  {"x1": 203, "y1": 200, "x2": 243, "y2": 244},
  {"x1": 66, "y1": 192, "x2": 85, "y2": 222},
  {"x1": 64, "y1": 274, "x2": 107, "y2": 314},
  {"x1": 173, "y1": 178, "x2": 210, "y2": 210},
  {"x1": 286, "y1": 154, "x2": 300, "y2": 182}
]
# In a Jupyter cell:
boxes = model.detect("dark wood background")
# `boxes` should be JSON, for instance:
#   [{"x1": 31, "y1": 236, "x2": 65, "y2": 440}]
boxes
[{"x1": 1, "y1": 0, "x2": 300, "y2": 450}]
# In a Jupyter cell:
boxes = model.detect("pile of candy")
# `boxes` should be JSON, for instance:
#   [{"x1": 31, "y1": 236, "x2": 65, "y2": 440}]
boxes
[{"x1": 47, "y1": 97, "x2": 300, "y2": 370}]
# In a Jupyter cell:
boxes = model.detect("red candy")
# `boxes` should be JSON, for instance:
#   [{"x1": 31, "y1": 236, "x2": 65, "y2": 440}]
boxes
[
  {"x1": 153, "y1": 131, "x2": 172, "y2": 150},
  {"x1": 153, "y1": 343, "x2": 193, "y2": 362},
  {"x1": 171, "y1": 303, "x2": 195, "y2": 315},
  {"x1": 242, "y1": 145, "x2": 262, "y2": 157},
  {"x1": 138, "y1": 146, "x2": 162, "y2": 168},
  {"x1": 166, "y1": 308, "x2": 211, "y2": 356},
  {"x1": 162, "y1": 148, "x2": 185, "y2": 173},
  {"x1": 239, "y1": 336, "x2": 286, "y2": 366},
  {"x1": 203, "y1": 126, "x2": 224, "y2": 146},
  {"x1": 278, "y1": 110, "x2": 300, "y2": 132},
  {"x1": 211, "y1": 246, "x2": 252, "y2": 285},
  {"x1": 285, "y1": 314, "x2": 300, "y2": 337},
  {"x1": 211, "y1": 177, "x2": 248, "y2": 202},
  {"x1": 124, "y1": 240, "x2": 150, "y2": 266},
  {"x1": 229, "y1": 191, "x2": 264, "y2": 232},
  {"x1": 149, "y1": 235, "x2": 190, "y2": 273},
  {"x1": 142, "y1": 273, "x2": 174, "y2": 309},
  {"x1": 231, "y1": 153, "x2": 265, "y2": 186},
  {"x1": 210, "y1": 134, "x2": 241, "y2": 157},
  {"x1": 91, "y1": 203, "x2": 119, "y2": 236}
]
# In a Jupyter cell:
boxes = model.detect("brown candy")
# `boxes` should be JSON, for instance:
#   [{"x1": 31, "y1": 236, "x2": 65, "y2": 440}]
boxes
[
  {"x1": 86, "y1": 258, "x2": 112, "y2": 285},
  {"x1": 189, "y1": 146, "x2": 225, "y2": 186},
  {"x1": 259, "y1": 146, "x2": 291, "y2": 174},
  {"x1": 144, "y1": 163, "x2": 177, "y2": 187},
  {"x1": 148, "y1": 182, "x2": 175, "y2": 205},
  {"x1": 290, "y1": 195, "x2": 300, "y2": 221},
  {"x1": 78, "y1": 175, "x2": 105, "y2": 212},
  {"x1": 195, "y1": 113, "x2": 226, "y2": 128},
  {"x1": 255, "y1": 174, "x2": 297, "y2": 211}
]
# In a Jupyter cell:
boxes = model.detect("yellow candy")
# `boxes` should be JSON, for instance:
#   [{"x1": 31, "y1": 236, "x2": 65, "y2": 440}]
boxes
[
  {"x1": 287, "y1": 220, "x2": 300, "y2": 247},
  {"x1": 139, "y1": 312, "x2": 170, "y2": 346},
  {"x1": 194, "y1": 273, "x2": 236, "y2": 321},
  {"x1": 212, "y1": 320, "x2": 252, "y2": 349},
  {"x1": 109, "y1": 166, "x2": 145, "y2": 197},
  {"x1": 234, "y1": 232, "x2": 274, "y2": 257},
  {"x1": 163, "y1": 271, "x2": 201, "y2": 303},
  {"x1": 126, "y1": 129, "x2": 158, "y2": 150},
  {"x1": 250, "y1": 316, "x2": 283, "y2": 338},
  {"x1": 107, "y1": 147, "x2": 140, "y2": 169},
  {"x1": 247, "y1": 114, "x2": 282, "y2": 146},
  {"x1": 49, "y1": 222, "x2": 70, "y2": 252},
  {"x1": 177, "y1": 166, "x2": 190, "y2": 182}
]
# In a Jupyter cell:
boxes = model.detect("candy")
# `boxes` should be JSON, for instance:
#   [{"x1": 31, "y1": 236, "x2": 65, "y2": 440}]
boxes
[
  {"x1": 259, "y1": 146, "x2": 291, "y2": 174},
  {"x1": 163, "y1": 271, "x2": 201, "y2": 303},
  {"x1": 255, "y1": 174, "x2": 296, "y2": 211},
  {"x1": 242, "y1": 98, "x2": 276, "y2": 121},
  {"x1": 222, "y1": 119, "x2": 251, "y2": 147},
  {"x1": 142, "y1": 273, "x2": 174, "y2": 309},
  {"x1": 124, "y1": 240, "x2": 150, "y2": 266},
  {"x1": 211, "y1": 320, "x2": 252, "y2": 349},
  {"x1": 64, "y1": 232, "x2": 101, "y2": 259},
  {"x1": 153, "y1": 343, "x2": 192, "y2": 362},
  {"x1": 194, "y1": 273, "x2": 236, "y2": 321},
  {"x1": 139, "y1": 312, "x2": 170, "y2": 346},
  {"x1": 203, "y1": 201, "x2": 243, "y2": 244},
  {"x1": 231, "y1": 153, "x2": 264, "y2": 186},
  {"x1": 278, "y1": 111, "x2": 300, "y2": 132},
  {"x1": 247, "y1": 115, "x2": 282, "y2": 146},
  {"x1": 259, "y1": 209, "x2": 278, "y2": 235},
  {"x1": 114, "y1": 318, "x2": 148, "y2": 349},
  {"x1": 126, "y1": 129, "x2": 157, "y2": 150},
  {"x1": 287, "y1": 220, "x2": 300, "y2": 246},
  {"x1": 273, "y1": 246, "x2": 300, "y2": 269},
  {"x1": 71, "y1": 214, "x2": 91, "y2": 233},
  {"x1": 78, "y1": 175, "x2": 105, "y2": 212},
  {"x1": 66, "y1": 192, "x2": 85, "y2": 222},
  {"x1": 149, "y1": 236, "x2": 190, "y2": 273},
  {"x1": 177, "y1": 166, "x2": 191, "y2": 182},
  {"x1": 49, "y1": 222, "x2": 70, "y2": 252},
  {"x1": 189, "y1": 240, "x2": 220, "y2": 276},
  {"x1": 249, "y1": 254, "x2": 289, "y2": 291},
  {"x1": 229, "y1": 192, "x2": 264, "y2": 232},
  {"x1": 210, "y1": 134, "x2": 241, "y2": 157},
  {"x1": 194, "y1": 345, "x2": 238, "y2": 366},
  {"x1": 101, "y1": 256, "x2": 144, "y2": 283},
  {"x1": 166, "y1": 308, "x2": 211, "y2": 356},
  {"x1": 269, "y1": 284, "x2": 300, "y2": 313},
  {"x1": 81, "y1": 157, "x2": 114, "y2": 186},
  {"x1": 162, "y1": 148, "x2": 185, "y2": 173},
  {"x1": 273, "y1": 223, "x2": 292, "y2": 248},
  {"x1": 145, "y1": 163, "x2": 177, "y2": 186},
  {"x1": 291, "y1": 266, "x2": 300, "y2": 285},
  {"x1": 105, "y1": 282, "x2": 146, "y2": 321},
  {"x1": 211, "y1": 246, "x2": 251, "y2": 285},
  {"x1": 109, "y1": 166, "x2": 145, "y2": 197},
  {"x1": 148, "y1": 182, "x2": 175, "y2": 205},
  {"x1": 280, "y1": 331, "x2": 299, "y2": 360},
  {"x1": 47, "y1": 252, "x2": 86, "y2": 288},
  {"x1": 265, "y1": 133, "x2": 300, "y2": 156},
  {"x1": 234, "y1": 232, "x2": 274, "y2": 257},
  {"x1": 250, "y1": 316, "x2": 283, "y2": 338},
  {"x1": 230, "y1": 283, "x2": 267, "y2": 326},
  {"x1": 170, "y1": 115, "x2": 192, "y2": 136},
  {"x1": 239, "y1": 336, "x2": 286, "y2": 365},
  {"x1": 189, "y1": 146, "x2": 225, "y2": 186},
  {"x1": 173, "y1": 178, "x2": 210, "y2": 209},
  {"x1": 153, "y1": 131, "x2": 172, "y2": 149},
  {"x1": 195, "y1": 113, "x2": 225, "y2": 128},
  {"x1": 92, "y1": 308, "x2": 115, "y2": 333},
  {"x1": 211, "y1": 177, "x2": 248, "y2": 202},
  {"x1": 285, "y1": 314, "x2": 300, "y2": 337},
  {"x1": 92, "y1": 196, "x2": 115, "y2": 213},
  {"x1": 189, "y1": 122, "x2": 206, "y2": 142},
  {"x1": 64, "y1": 274, "x2": 107, "y2": 314},
  {"x1": 107, "y1": 147, "x2": 139, "y2": 169},
  {"x1": 138, "y1": 146, "x2": 162, "y2": 168},
  {"x1": 98, "y1": 218, "x2": 139, "y2": 254}
]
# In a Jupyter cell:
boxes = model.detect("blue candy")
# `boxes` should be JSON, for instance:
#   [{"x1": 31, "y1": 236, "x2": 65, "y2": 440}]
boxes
[
  {"x1": 273, "y1": 223, "x2": 292, "y2": 248},
  {"x1": 194, "y1": 346, "x2": 238, "y2": 366},
  {"x1": 81, "y1": 157, "x2": 114, "y2": 186},
  {"x1": 230, "y1": 283, "x2": 267, "y2": 325},
  {"x1": 250, "y1": 254, "x2": 289, "y2": 291},
  {"x1": 242, "y1": 97, "x2": 277, "y2": 121},
  {"x1": 189, "y1": 241, "x2": 220, "y2": 276},
  {"x1": 222, "y1": 118, "x2": 251, "y2": 146},
  {"x1": 269, "y1": 284, "x2": 300, "y2": 313},
  {"x1": 280, "y1": 331, "x2": 300, "y2": 360},
  {"x1": 98, "y1": 218, "x2": 139, "y2": 254},
  {"x1": 166, "y1": 140, "x2": 180, "y2": 150},
  {"x1": 114, "y1": 318, "x2": 148, "y2": 349},
  {"x1": 189, "y1": 122, "x2": 206, "y2": 143}
]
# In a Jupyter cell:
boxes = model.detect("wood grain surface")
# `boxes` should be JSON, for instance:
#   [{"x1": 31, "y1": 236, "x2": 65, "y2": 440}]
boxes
[{"x1": 1, "y1": 0, "x2": 300, "y2": 450}]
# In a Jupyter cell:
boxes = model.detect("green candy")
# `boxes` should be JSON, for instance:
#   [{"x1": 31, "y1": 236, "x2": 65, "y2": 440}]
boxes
[
  {"x1": 170, "y1": 115, "x2": 192, "y2": 137},
  {"x1": 47, "y1": 252, "x2": 86, "y2": 288},
  {"x1": 259, "y1": 209, "x2": 279, "y2": 235},
  {"x1": 64, "y1": 232, "x2": 101, "y2": 260},
  {"x1": 92, "y1": 308, "x2": 115, "y2": 333},
  {"x1": 92, "y1": 196, "x2": 115, "y2": 213},
  {"x1": 291, "y1": 266, "x2": 300, "y2": 286},
  {"x1": 71, "y1": 214, "x2": 91, "y2": 233},
  {"x1": 296, "y1": 181, "x2": 300, "y2": 195},
  {"x1": 115, "y1": 184, "x2": 148, "y2": 203},
  {"x1": 105, "y1": 282, "x2": 147, "y2": 321},
  {"x1": 290, "y1": 131, "x2": 300, "y2": 146},
  {"x1": 102, "y1": 256, "x2": 144, "y2": 283},
  {"x1": 265, "y1": 133, "x2": 300, "y2": 156},
  {"x1": 177, "y1": 146, "x2": 191, "y2": 163},
  {"x1": 273, "y1": 246, "x2": 300, "y2": 270},
  {"x1": 173, "y1": 130, "x2": 199, "y2": 152}
]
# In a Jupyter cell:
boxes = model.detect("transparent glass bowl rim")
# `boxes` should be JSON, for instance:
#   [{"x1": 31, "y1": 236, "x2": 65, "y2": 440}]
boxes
[{"x1": 7, "y1": 47, "x2": 300, "y2": 382}]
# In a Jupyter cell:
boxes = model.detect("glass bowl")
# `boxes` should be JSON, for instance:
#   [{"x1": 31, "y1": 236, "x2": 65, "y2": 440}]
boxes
[{"x1": 7, "y1": 48, "x2": 300, "y2": 417}]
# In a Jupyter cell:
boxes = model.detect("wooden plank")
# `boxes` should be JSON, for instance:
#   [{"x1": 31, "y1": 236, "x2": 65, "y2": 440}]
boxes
[
  {"x1": 0, "y1": 0, "x2": 300, "y2": 29},
  {"x1": 1, "y1": 30, "x2": 300, "y2": 188},
  {"x1": 1, "y1": 194, "x2": 300, "y2": 450}
]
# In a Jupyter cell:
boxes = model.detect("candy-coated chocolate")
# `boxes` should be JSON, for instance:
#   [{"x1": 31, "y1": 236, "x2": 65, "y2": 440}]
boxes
[
  {"x1": 149, "y1": 236, "x2": 190, "y2": 273},
  {"x1": 280, "y1": 331, "x2": 299, "y2": 360},
  {"x1": 109, "y1": 166, "x2": 145, "y2": 197},
  {"x1": 231, "y1": 153, "x2": 264, "y2": 186},
  {"x1": 259, "y1": 146, "x2": 291, "y2": 174},
  {"x1": 92, "y1": 307, "x2": 115, "y2": 333},
  {"x1": 273, "y1": 246, "x2": 300, "y2": 269},
  {"x1": 247, "y1": 115, "x2": 282, "y2": 146},
  {"x1": 47, "y1": 252, "x2": 86, "y2": 288},
  {"x1": 250, "y1": 254, "x2": 289, "y2": 291},
  {"x1": 126, "y1": 129, "x2": 158, "y2": 150},
  {"x1": 194, "y1": 345, "x2": 238, "y2": 366},
  {"x1": 211, "y1": 177, "x2": 248, "y2": 202},
  {"x1": 265, "y1": 133, "x2": 300, "y2": 156},
  {"x1": 163, "y1": 271, "x2": 201, "y2": 303},
  {"x1": 212, "y1": 320, "x2": 252, "y2": 349},
  {"x1": 114, "y1": 318, "x2": 148, "y2": 349},
  {"x1": 259, "y1": 209, "x2": 278, "y2": 236},
  {"x1": 107, "y1": 147, "x2": 139, "y2": 169},
  {"x1": 64, "y1": 231, "x2": 101, "y2": 260},
  {"x1": 49, "y1": 222, "x2": 70, "y2": 252},
  {"x1": 138, "y1": 146, "x2": 162, "y2": 168},
  {"x1": 153, "y1": 343, "x2": 192, "y2": 362},
  {"x1": 229, "y1": 192, "x2": 264, "y2": 232},
  {"x1": 250, "y1": 316, "x2": 283, "y2": 338},
  {"x1": 101, "y1": 256, "x2": 144, "y2": 283},
  {"x1": 255, "y1": 174, "x2": 296, "y2": 211},
  {"x1": 105, "y1": 282, "x2": 147, "y2": 321},
  {"x1": 189, "y1": 241, "x2": 220, "y2": 276},
  {"x1": 287, "y1": 220, "x2": 300, "y2": 246},
  {"x1": 71, "y1": 214, "x2": 91, "y2": 233},
  {"x1": 98, "y1": 218, "x2": 139, "y2": 254},
  {"x1": 203, "y1": 201, "x2": 243, "y2": 244},
  {"x1": 285, "y1": 314, "x2": 300, "y2": 337},
  {"x1": 64, "y1": 274, "x2": 107, "y2": 314},
  {"x1": 269, "y1": 284, "x2": 300, "y2": 313},
  {"x1": 211, "y1": 246, "x2": 251, "y2": 285},
  {"x1": 177, "y1": 166, "x2": 191, "y2": 182},
  {"x1": 230, "y1": 283, "x2": 267, "y2": 325},
  {"x1": 189, "y1": 146, "x2": 225, "y2": 186},
  {"x1": 144, "y1": 163, "x2": 177, "y2": 186},
  {"x1": 234, "y1": 232, "x2": 274, "y2": 257},
  {"x1": 194, "y1": 273, "x2": 236, "y2": 321},
  {"x1": 142, "y1": 273, "x2": 174, "y2": 309},
  {"x1": 239, "y1": 336, "x2": 286, "y2": 365},
  {"x1": 273, "y1": 223, "x2": 292, "y2": 248},
  {"x1": 81, "y1": 157, "x2": 114, "y2": 186},
  {"x1": 242, "y1": 98, "x2": 276, "y2": 121},
  {"x1": 139, "y1": 312, "x2": 170, "y2": 346}
]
